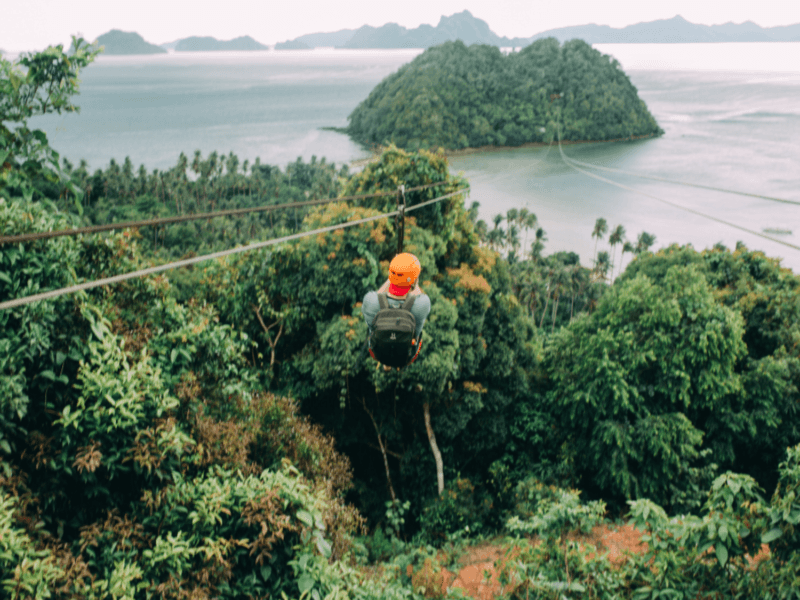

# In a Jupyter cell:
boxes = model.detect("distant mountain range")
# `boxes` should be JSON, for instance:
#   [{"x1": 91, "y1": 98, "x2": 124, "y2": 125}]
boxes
[
  {"x1": 528, "y1": 15, "x2": 800, "y2": 44},
  {"x1": 93, "y1": 12, "x2": 800, "y2": 56},
  {"x1": 277, "y1": 11, "x2": 800, "y2": 48}
]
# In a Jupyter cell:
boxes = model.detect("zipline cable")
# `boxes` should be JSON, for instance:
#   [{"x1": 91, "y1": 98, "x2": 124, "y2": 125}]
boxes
[
  {"x1": 0, "y1": 180, "x2": 451, "y2": 245},
  {"x1": 559, "y1": 151, "x2": 800, "y2": 207},
  {"x1": 0, "y1": 187, "x2": 468, "y2": 311},
  {"x1": 556, "y1": 129, "x2": 800, "y2": 253}
]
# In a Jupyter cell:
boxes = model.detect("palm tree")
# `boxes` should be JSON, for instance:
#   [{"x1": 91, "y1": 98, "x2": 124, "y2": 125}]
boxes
[
  {"x1": 487, "y1": 228, "x2": 504, "y2": 252},
  {"x1": 539, "y1": 266, "x2": 554, "y2": 329},
  {"x1": 468, "y1": 201, "x2": 480, "y2": 223},
  {"x1": 608, "y1": 224, "x2": 626, "y2": 282},
  {"x1": 475, "y1": 220, "x2": 488, "y2": 243},
  {"x1": 591, "y1": 218, "x2": 608, "y2": 268},
  {"x1": 520, "y1": 209, "x2": 537, "y2": 250},
  {"x1": 620, "y1": 241, "x2": 635, "y2": 278},
  {"x1": 550, "y1": 263, "x2": 570, "y2": 332},
  {"x1": 530, "y1": 227, "x2": 547, "y2": 265},
  {"x1": 489, "y1": 214, "x2": 505, "y2": 252},
  {"x1": 595, "y1": 251, "x2": 611, "y2": 282},
  {"x1": 635, "y1": 232, "x2": 657, "y2": 255},
  {"x1": 506, "y1": 208, "x2": 519, "y2": 226},
  {"x1": 506, "y1": 223, "x2": 521, "y2": 260}
]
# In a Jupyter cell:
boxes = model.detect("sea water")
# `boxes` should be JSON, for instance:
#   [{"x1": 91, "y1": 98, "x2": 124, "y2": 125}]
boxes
[{"x1": 28, "y1": 44, "x2": 800, "y2": 270}]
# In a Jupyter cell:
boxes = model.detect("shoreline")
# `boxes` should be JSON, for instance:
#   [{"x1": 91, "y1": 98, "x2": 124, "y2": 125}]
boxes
[{"x1": 348, "y1": 132, "x2": 661, "y2": 168}]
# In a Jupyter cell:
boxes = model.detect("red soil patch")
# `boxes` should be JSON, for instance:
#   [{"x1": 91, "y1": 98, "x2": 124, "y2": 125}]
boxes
[
  {"x1": 449, "y1": 544, "x2": 509, "y2": 600},
  {"x1": 408, "y1": 524, "x2": 649, "y2": 599},
  {"x1": 583, "y1": 522, "x2": 648, "y2": 566},
  {"x1": 408, "y1": 525, "x2": 771, "y2": 599}
]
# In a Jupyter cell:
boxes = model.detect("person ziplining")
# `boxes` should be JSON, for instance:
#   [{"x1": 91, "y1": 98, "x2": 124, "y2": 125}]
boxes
[{"x1": 362, "y1": 252, "x2": 431, "y2": 369}]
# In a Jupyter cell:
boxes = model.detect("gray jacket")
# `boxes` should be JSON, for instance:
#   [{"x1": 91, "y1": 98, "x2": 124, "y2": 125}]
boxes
[{"x1": 362, "y1": 291, "x2": 431, "y2": 340}]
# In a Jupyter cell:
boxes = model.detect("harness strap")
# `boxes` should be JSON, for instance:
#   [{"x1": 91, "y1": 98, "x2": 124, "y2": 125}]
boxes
[
  {"x1": 401, "y1": 295, "x2": 416, "y2": 312},
  {"x1": 378, "y1": 293, "x2": 389, "y2": 310}
]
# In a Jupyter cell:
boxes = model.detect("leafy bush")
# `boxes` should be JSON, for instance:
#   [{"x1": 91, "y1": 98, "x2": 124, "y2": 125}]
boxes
[
  {"x1": 420, "y1": 478, "x2": 491, "y2": 541},
  {"x1": 506, "y1": 482, "x2": 605, "y2": 541}
]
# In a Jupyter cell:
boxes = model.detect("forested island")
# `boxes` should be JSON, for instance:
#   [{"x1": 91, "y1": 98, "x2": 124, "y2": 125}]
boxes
[
  {"x1": 95, "y1": 30, "x2": 166, "y2": 55},
  {"x1": 347, "y1": 39, "x2": 663, "y2": 151},
  {"x1": 3, "y1": 39, "x2": 800, "y2": 599}
]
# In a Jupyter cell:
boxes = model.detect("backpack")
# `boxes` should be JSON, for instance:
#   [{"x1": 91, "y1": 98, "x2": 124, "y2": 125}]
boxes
[{"x1": 369, "y1": 294, "x2": 417, "y2": 368}]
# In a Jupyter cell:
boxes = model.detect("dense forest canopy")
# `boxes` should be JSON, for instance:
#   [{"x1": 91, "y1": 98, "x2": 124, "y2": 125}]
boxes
[
  {"x1": 347, "y1": 39, "x2": 663, "y2": 151},
  {"x1": 2, "y1": 40, "x2": 800, "y2": 599}
]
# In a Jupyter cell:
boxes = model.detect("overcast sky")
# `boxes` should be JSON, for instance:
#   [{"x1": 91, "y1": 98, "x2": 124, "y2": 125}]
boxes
[{"x1": 4, "y1": 0, "x2": 800, "y2": 52}]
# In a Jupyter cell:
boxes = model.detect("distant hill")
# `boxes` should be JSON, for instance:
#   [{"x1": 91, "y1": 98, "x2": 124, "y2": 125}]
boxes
[
  {"x1": 95, "y1": 30, "x2": 166, "y2": 55},
  {"x1": 279, "y1": 12, "x2": 800, "y2": 48},
  {"x1": 275, "y1": 39, "x2": 311, "y2": 50},
  {"x1": 347, "y1": 39, "x2": 663, "y2": 151},
  {"x1": 284, "y1": 29, "x2": 356, "y2": 48},
  {"x1": 173, "y1": 36, "x2": 268, "y2": 51},
  {"x1": 528, "y1": 15, "x2": 800, "y2": 43},
  {"x1": 341, "y1": 11, "x2": 529, "y2": 49}
]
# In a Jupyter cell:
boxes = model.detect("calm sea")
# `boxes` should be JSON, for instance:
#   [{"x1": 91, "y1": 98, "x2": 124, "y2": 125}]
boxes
[{"x1": 29, "y1": 44, "x2": 800, "y2": 271}]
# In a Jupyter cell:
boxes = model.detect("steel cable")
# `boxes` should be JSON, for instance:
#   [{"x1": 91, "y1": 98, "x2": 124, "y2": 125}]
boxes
[
  {"x1": 556, "y1": 131, "x2": 800, "y2": 253},
  {"x1": 0, "y1": 180, "x2": 451, "y2": 245},
  {"x1": 560, "y1": 151, "x2": 800, "y2": 206},
  {"x1": 0, "y1": 186, "x2": 469, "y2": 311}
]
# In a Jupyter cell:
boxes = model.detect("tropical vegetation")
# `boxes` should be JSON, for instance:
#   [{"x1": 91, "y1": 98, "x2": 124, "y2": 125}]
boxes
[
  {"x1": 2, "y1": 40, "x2": 799, "y2": 599},
  {"x1": 347, "y1": 39, "x2": 663, "y2": 151}
]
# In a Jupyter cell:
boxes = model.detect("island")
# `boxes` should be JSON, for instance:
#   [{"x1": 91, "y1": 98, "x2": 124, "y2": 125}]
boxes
[
  {"x1": 346, "y1": 39, "x2": 663, "y2": 151},
  {"x1": 95, "y1": 30, "x2": 166, "y2": 55},
  {"x1": 173, "y1": 35, "x2": 268, "y2": 51},
  {"x1": 274, "y1": 39, "x2": 311, "y2": 50}
]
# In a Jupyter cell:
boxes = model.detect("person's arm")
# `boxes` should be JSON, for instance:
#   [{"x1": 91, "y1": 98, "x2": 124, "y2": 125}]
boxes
[
  {"x1": 361, "y1": 291, "x2": 380, "y2": 333},
  {"x1": 411, "y1": 294, "x2": 431, "y2": 340}
]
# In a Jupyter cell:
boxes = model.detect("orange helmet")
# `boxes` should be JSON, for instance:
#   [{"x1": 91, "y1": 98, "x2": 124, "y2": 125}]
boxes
[{"x1": 389, "y1": 253, "x2": 421, "y2": 288}]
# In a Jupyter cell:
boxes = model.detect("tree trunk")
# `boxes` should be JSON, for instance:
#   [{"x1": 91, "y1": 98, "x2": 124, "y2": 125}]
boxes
[
  {"x1": 570, "y1": 292, "x2": 576, "y2": 322},
  {"x1": 423, "y1": 402, "x2": 444, "y2": 496},
  {"x1": 539, "y1": 290, "x2": 551, "y2": 329},
  {"x1": 362, "y1": 398, "x2": 397, "y2": 502},
  {"x1": 552, "y1": 294, "x2": 560, "y2": 332}
]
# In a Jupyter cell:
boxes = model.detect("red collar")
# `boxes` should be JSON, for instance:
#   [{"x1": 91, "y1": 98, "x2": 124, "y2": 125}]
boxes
[{"x1": 388, "y1": 282, "x2": 411, "y2": 296}]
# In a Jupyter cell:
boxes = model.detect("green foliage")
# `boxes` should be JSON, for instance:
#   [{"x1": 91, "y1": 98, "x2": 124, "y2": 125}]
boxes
[
  {"x1": 506, "y1": 481, "x2": 605, "y2": 541},
  {"x1": 545, "y1": 263, "x2": 746, "y2": 509},
  {"x1": 420, "y1": 478, "x2": 490, "y2": 541},
  {"x1": 0, "y1": 493, "x2": 66, "y2": 599},
  {"x1": 501, "y1": 498, "x2": 617, "y2": 599},
  {"x1": 347, "y1": 39, "x2": 662, "y2": 151},
  {"x1": 0, "y1": 192, "x2": 372, "y2": 597},
  {"x1": 1, "y1": 37, "x2": 100, "y2": 202},
  {"x1": 763, "y1": 443, "x2": 800, "y2": 562},
  {"x1": 620, "y1": 244, "x2": 800, "y2": 495}
]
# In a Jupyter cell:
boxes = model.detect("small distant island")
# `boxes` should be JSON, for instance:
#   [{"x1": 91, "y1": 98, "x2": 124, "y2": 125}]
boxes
[
  {"x1": 346, "y1": 39, "x2": 663, "y2": 151},
  {"x1": 173, "y1": 35, "x2": 268, "y2": 52},
  {"x1": 95, "y1": 30, "x2": 166, "y2": 55},
  {"x1": 274, "y1": 39, "x2": 311, "y2": 50},
  {"x1": 93, "y1": 31, "x2": 269, "y2": 55}
]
